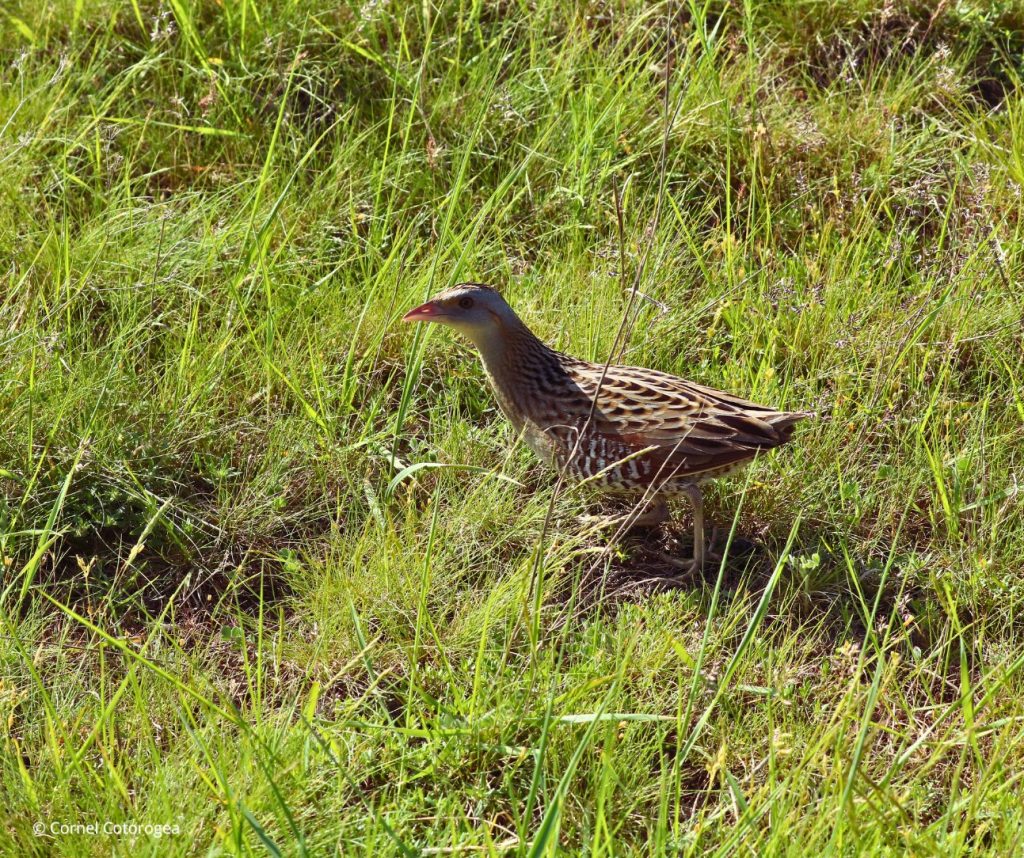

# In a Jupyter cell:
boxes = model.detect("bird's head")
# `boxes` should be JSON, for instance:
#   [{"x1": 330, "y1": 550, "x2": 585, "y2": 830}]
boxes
[{"x1": 402, "y1": 283, "x2": 520, "y2": 347}]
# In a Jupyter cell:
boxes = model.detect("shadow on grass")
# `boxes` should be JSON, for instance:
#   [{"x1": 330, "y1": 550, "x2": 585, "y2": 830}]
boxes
[{"x1": 548, "y1": 520, "x2": 960, "y2": 665}]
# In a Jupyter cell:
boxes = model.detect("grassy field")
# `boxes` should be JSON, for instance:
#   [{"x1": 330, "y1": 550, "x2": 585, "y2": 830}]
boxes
[{"x1": 2, "y1": 0, "x2": 1024, "y2": 854}]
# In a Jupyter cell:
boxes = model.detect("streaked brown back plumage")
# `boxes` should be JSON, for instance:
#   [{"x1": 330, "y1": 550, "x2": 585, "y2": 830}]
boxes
[{"x1": 484, "y1": 329, "x2": 807, "y2": 494}]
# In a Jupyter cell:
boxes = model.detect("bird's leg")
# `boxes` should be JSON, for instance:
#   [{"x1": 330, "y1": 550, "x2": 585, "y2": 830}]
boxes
[
  {"x1": 625, "y1": 494, "x2": 669, "y2": 529},
  {"x1": 655, "y1": 484, "x2": 705, "y2": 576},
  {"x1": 686, "y1": 484, "x2": 705, "y2": 570}
]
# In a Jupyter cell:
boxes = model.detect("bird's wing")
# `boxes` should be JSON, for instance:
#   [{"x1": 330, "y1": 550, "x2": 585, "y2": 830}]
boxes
[{"x1": 566, "y1": 362, "x2": 807, "y2": 470}]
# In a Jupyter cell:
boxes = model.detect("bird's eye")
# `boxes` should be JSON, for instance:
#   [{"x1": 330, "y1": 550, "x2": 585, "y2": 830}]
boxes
[{"x1": 458, "y1": 297, "x2": 474, "y2": 309}]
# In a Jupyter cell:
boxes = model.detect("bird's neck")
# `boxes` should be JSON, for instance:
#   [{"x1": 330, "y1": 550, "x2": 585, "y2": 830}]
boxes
[
  {"x1": 470, "y1": 318, "x2": 568, "y2": 413},
  {"x1": 472, "y1": 318, "x2": 557, "y2": 377}
]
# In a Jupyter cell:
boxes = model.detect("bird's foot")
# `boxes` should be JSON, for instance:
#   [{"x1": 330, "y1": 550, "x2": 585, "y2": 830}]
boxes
[
  {"x1": 652, "y1": 552, "x2": 703, "y2": 581},
  {"x1": 578, "y1": 507, "x2": 666, "y2": 534},
  {"x1": 577, "y1": 513, "x2": 627, "y2": 532}
]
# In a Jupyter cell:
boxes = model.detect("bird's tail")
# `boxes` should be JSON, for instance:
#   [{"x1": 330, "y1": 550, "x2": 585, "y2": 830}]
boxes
[{"x1": 770, "y1": 410, "x2": 813, "y2": 440}]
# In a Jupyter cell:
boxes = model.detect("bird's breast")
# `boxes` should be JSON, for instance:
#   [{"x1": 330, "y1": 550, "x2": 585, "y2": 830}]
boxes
[
  {"x1": 521, "y1": 421, "x2": 561, "y2": 466},
  {"x1": 482, "y1": 369, "x2": 571, "y2": 467}
]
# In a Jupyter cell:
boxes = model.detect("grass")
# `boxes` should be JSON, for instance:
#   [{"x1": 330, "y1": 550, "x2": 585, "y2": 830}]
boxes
[{"x1": 2, "y1": 0, "x2": 1024, "y2": 853}]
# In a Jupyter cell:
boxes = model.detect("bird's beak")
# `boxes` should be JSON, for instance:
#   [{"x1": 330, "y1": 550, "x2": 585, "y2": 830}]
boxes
[{"x1": 402, "y1": 301, "x2": 445, "y2": 322}]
